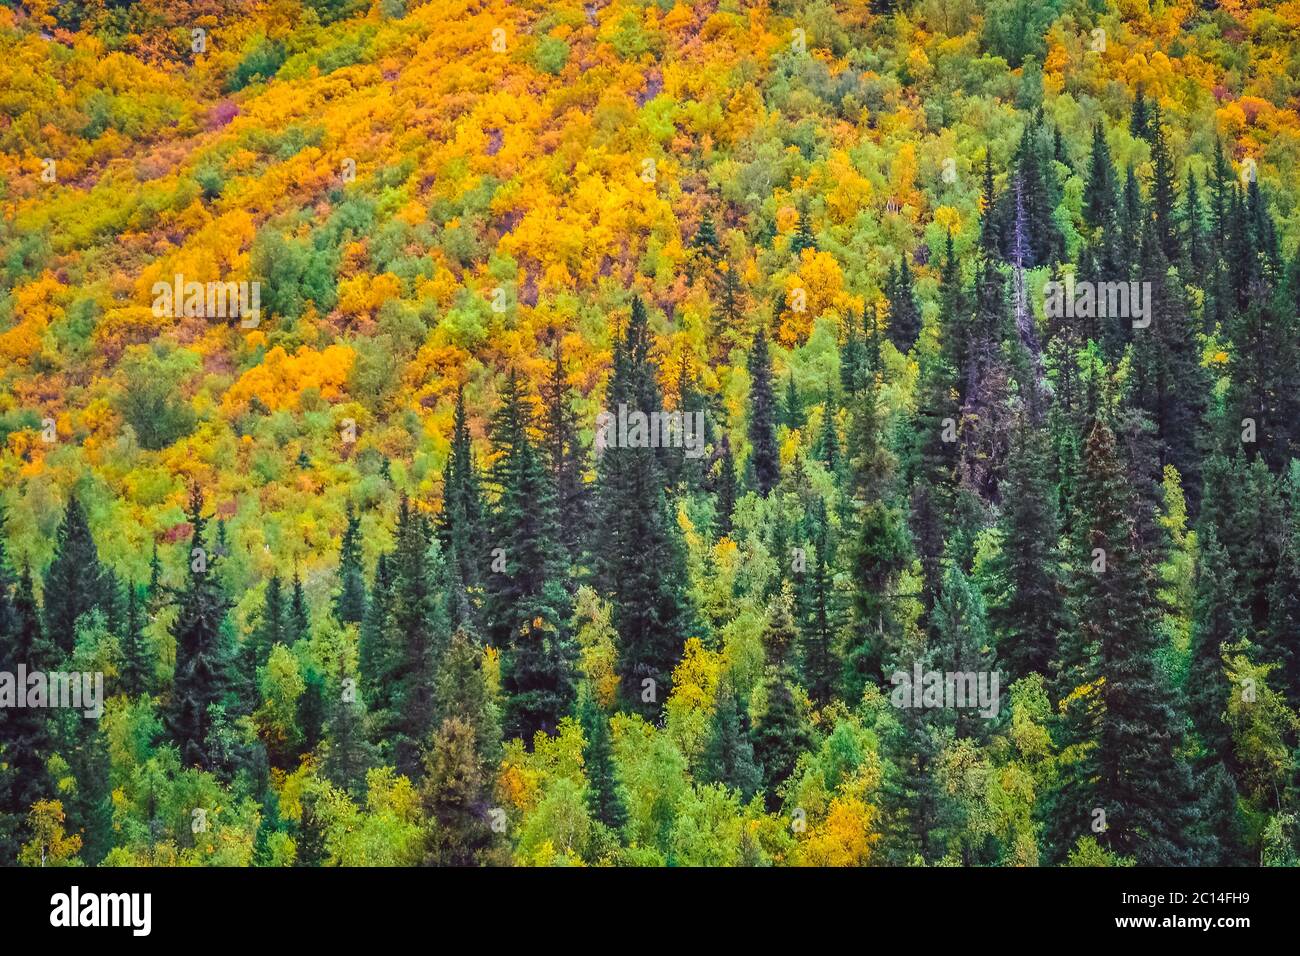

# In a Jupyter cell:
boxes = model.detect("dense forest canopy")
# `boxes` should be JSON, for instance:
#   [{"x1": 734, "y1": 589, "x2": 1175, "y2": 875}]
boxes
[{"x1": 1, "y1": 0, "x2": 1300, "y2": 867}]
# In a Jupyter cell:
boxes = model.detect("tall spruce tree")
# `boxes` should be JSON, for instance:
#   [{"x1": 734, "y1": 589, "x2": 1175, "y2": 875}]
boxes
[
  {"x1": 486, "y1": 372, "x2": 578, "y2": 744},
  {"x1": 168, "y1": 487, "x2": 235, "y2": 770},
  {"x1": 358, "y1": 552, "x2": 399, "y2": 742},
  {"x1": 0, "y1": 548, "x2": 53, "y2": 864},
  {"x1": 1183, "y1": 170, "x2": 1207, "y2": 287},
  {"x1": 1129, "y1": 216, "x2": 1209, "y2": 504},
  {"x1": 539, "y1": 346, "x2": 588, "y2": 563},
  {"x1": 886, "y1": 256, "x2": 921, "y2": 352},
  {"x1": 797, "y1": 500, "x2": 840, "y2": 705},
  {"x1": 593, "y1": 297, "x2": 693, "y2": 717},
  {"x1": 1187, "y1": 527, "x2": 1243, "y2": 765},
  {"x1": 1053, "y1": 417, "x2": 1200, "y2": 864},
  {"x1": 438, "y1": 385, "x2": 486, "y2": 624},
  {"x1": 1082, "y1": 122, "x2": 1118, "y2": 236},
  {"x1": 844, "y1": 375, "x2": 909, "y2": 698},
  {"x1": 780, "y1": 372, "x2": 804, "y2": 432},
  {"x1": 751, "y1": 587, "x2": 813, "y2": 809},
  {"x1": 119, "y1": 583, "x2": 152, "y2": 696},
  {"x1": 333, "y1": 502, "x2": 367, "y2": 626},
  {"x1": 389, "y1": 496, "x2": 450, "y2": 777},
  {"x1": 43, "y1": 495, "x2": 110, "y2": 659},
  {"x1": 715, "y1": 434, "x2": 738, "y2": 539},
  {"x1": 289, "y1": 569, "x2": 310, "y2": 643},
  {"x1": 702, "y1": 680, "x2": 763, "y2": 802},
  {"x1": 987, "y1": 413, "x2": 1067, "y2": 681},
  {"x1": 927, "y1": 564, "x2": 996, "y2": 742},
  {"x1": 746, "y1": 326, "x2": 780, "y2": 496},
  {"x1": 958, "y1": 252, "x2": 1014, "y2": 504},
  {"x1": 790, "y1": 202, "x2": 816, "y2": 255},
  {"x1": 577, "y1": 685, "x2": 628, "y2": 831},
  {"x1": 1148, "y1": 106, "x2": 1180, "y2": 263}
]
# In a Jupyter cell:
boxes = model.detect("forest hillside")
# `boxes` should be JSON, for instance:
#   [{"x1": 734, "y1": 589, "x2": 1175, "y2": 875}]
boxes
[{"x1": 1, "y1": 0, "x2": 1300, "y2": 867}]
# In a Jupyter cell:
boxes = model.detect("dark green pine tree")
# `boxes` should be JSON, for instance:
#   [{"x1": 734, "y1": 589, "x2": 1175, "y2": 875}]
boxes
[
  {"x1": 43, "y1": 494, "x2": 111, "y2": 659},
  {"x1": 926, "y1": 564, "x2": 995, "y2": 742},
  {"x1": 12, "y1": 565, "x2": 53, "y2": 669},
  {"x1": 167, "y1": 487, "x2": 234, "y2": 770},
  {"x1": 297, "y1": 665, "x2": 327, "y2": 759},
  {"x1": 690, "y1": 208, "x2": 722, "y2": 280},
  {"x1": 750, "y1": 587, "x2": 813, "y2": 809},
  {"x1": 1082, "y1": 122, "x2": 1121, "y2": 275},
  {"x1": 979, "y1": 154, "x2": 999, "y2": 256},
  {"x1": 1186, "y1": 527, "x2": 1243, "y2": 765},
  {"x1": 1209, "y1": 139, "x2": 1231, "y2": 256},
  {"x1": 780, "y1": 373, "x2": 804, "y2": 432},
  {"x1": 716, "y1": 260, "x2": 744, "y2": 355},
  {"x1": 1147, "y1": 105, "x2": 1180, "y2": 264},
  {"x1": 1000, "y1": 123, "x2": 1065, "y2": 266},
  {"x1": 0, "y1": 548, "x2": 54, "y2": 863},
  {"x1": 593, "y1": 296, "x2": 694, "y2": 717},
  {"x1": 320, "y1": 688, "x2": 376, "y2": 800},
  {"x1": 909, "y1": 232, "x2": 964, "y2": 490},
  {"x1": 846, "y1": 363, "x2": 893, "y2": 503},
  {"x1": 498, "y1": 587, "x2": 579, "y2": 746},
  {"x1": 701, "y1": 679, "x2": 763, "y2": 802},
  {"x1": 1246, "y1": 176, "x2": 1282, "y2": 283},
  {"x1": 1199, "y1": 453, "x2": 1274, "y2": 639},
  {"x1": 1119, "y1": 164, "x2": 1144, "y2": 273},
  {"x1": 1195, "y1": 762, "x2": 1251, "y2": 866},
  {"x1": 714, "y1": 434, "x2": 737, "y2": 539},
  {"x1": 816, "y1": 392, "x2": 842, "y2": 474},
  {"x1": 119, "y1": 583, "x2": 153, "y2": 696},
  {"x1": 289, "y1": 569, "x2": 310, "y2": 642},
  {"x1": 100, "y1": 567, "x2": 125, "y2": 641},
  {"x1": 1129, "y1": 216, "x2": 1208, "y2": 504},
  {"x1": 577, "y1": 685, "x2": 628, "y2": 831},
  {"x1": 487, "y1": 372, "x2": 578, "y2": 744},
  {"x1": 1265, "y1": 525, "x2": 1300, "y2": 710},
  {"x1": 987, "y1": 413, "x2": 1067, "y2": 682},
  {"x1": 958, "y1": 251, "x2": 1014, "y2": 504},
  {"x1": 437, "y1": 384, "x2": 486, "y2": 624},
  {"x1": 147, "y1": 541, "x2": 163, "y2": 609},
  {"x1": 790, "y1": 202, "x2": 816, "y2": 255},
  {"x1": 664, "y1": 354, "x2": 705, "y2": 492},
  {"x1": 1224, "y1": 178, "x2": 1255, "y2": 312},
  {"x1": 1224, "y1": 267, "x2": 1300, "y2": 471},
  {"x1": 539, "y1": 346, "x2": 588, "y2": 562},
  {"x1": 358, "y1": 553, "x2": 400, "y2": 743},
  {"x1": 1082, "y1": 122, "x2": 1117, "y2": 232},
  {"x1": 333, "y1": 502, "x2": 367, "y2": 626},
  {"x1": 1129, "y1": 84, "x2": 1150, "y2": 140},
  {"x1": 886, "y1": 256, "x2": 922, "y2": 352},
  {"x1": 1053, "y1": 417, "x2": 1200, "y2": 865},
  {"x1": 908, "y1": 236, "x2": 964, "y2": 611},
  {"x1": 746, "y1": 326, "x2": 780, "y2": 496},
  {"x1": 1182, "y1": 170, "x2": 1207, "y2": 284},
  {"x1": 248, "y1": 573, "x2": 285, "y2": 681},
  {"x1": 390, "y1": 496, "x2": 451, "y2": 778},
  {"x1": 877, "y1": 700, "x2": 945, "y2": 864},
  {"x1": 844, "y1": 375, "x2": 909, "y2": 699},
  {"x1": 0, "y1": 507, "x2": 16, "y2": 648},
  {"x1": 797, "y1": 500, "x2": 840, "y2": 705}
]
